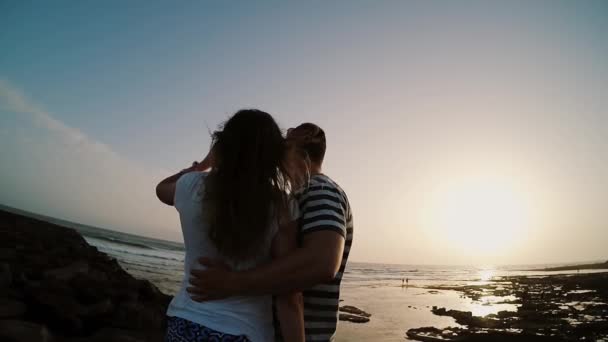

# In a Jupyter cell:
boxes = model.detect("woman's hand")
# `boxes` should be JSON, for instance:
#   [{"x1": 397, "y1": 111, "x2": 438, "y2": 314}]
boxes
[
  {"x1": 183, "y1": 161, "x2": 201, "y2": 172},
  {"x1": 194, "y1": 148, "x2": 215, "y2": 171}
]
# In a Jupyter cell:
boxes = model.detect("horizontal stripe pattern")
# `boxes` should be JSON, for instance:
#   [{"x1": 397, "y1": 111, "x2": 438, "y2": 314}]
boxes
[{"x1": 297, "y1": 174, "x2": 353, "y2": 342}]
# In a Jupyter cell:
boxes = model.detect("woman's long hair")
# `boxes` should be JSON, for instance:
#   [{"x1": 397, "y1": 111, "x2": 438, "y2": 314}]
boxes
[{"x1": 203, "y1": 109, "x2": 303, "y2": 261}]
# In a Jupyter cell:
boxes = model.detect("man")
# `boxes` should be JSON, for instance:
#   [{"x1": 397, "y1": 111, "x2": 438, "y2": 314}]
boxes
[{"x1": 187, "y1": 123, "x2": 354, "y2": 342}]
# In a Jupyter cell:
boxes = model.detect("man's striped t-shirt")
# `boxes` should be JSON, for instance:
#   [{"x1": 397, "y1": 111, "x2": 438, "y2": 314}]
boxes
[{"x1": 297, "y1": 174, "x2": 353, "y2": 342}]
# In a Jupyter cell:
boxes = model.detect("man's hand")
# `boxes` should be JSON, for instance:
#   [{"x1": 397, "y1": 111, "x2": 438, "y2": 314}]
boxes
[{"x1": 187, "y1": 258, "x2": 237, "y2": 302}]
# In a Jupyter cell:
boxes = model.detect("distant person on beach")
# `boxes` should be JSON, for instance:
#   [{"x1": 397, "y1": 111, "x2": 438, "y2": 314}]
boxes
[
  {"x1": 156, "y1": 110, "x2": 306, "y2": 342},
  {"x1": 188, "y1": 123, "x2": 354, "y2": 342}
]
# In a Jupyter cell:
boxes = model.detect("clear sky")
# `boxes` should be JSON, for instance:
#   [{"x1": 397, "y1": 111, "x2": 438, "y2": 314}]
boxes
[{"x1": 1, "y1": 1, "x2": 607, "y2": 265}]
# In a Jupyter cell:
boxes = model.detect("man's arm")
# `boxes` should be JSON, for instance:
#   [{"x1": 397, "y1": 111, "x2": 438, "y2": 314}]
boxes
[
  {"x1": 188, "y1": 231, "x2": 344, "y2": 299},
  {"x1": 272, "y1": 220, "x2": 305, "y2": 342},
  {"x1": 188, "y1": 182, "x2": 348, "y2": 299},
  {"x1": 251, "y1": 231, "x2": 345, "y2": 294}
]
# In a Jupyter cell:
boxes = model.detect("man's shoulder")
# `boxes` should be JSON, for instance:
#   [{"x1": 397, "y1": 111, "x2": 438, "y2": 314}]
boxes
[
  {"x1": 297, "y1": 174, "x2": 350, "y2": 210},
  {"x1": 309, "y1": 174, "x2": 345, "y2": 193}
]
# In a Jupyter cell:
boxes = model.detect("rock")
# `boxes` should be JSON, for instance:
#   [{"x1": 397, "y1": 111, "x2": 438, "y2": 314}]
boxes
[
  {"x1": 0, "y1": 299, "x2": 27, "y2": 318},
  {"x1": 0, "y1": 320, "x2": 53, "y2": 342},
  {"x1": 29, "y1": 291, "x2": 87, "y2": 334},
  {"x1": 139, "y1": 278, "x2": 164, "y2": 299},
  {"x1": 406, "y1": 327, "x2": 449, "y2": 342},
  {"x1": 496, "y1": 310, "x2": 518, "y2": 319},
  {"x1": 0, "y1": 248, "x2": 17, "y2": 260},
  {"x1": 338, "y1": 305, "x2": 371, "y2": 324},
  {"x1": 44, "y1": 261, "x2": 89, "y2": 281},
  {"x1": 83, "y1": 298, "x2": 114, "y2": 316},
  {"x1": 0, "y1": 208, "x2": 170, "y2": 341},
  {"x1": 431, "y1": 307, "x2": 446, "y2": 315},
  {"x1": 431, "y1": 307, "x2": 472, "y2": 324},
  {"x1": 339, "y1": 313, "x2": 370, "y2": 323},
  {"x1": 109, "y1": 301, "x2": 166, "y2": 330},
  {"x1": 339, "y1": 305, "x2": 371, "y2": 317},
  {"x1": 413, "y1": 272, "x2": 608, "y2": 341},
  {"x1": 70, "y1": 328, "x2": 150, "y2": 342},
  {"x1": 0, "y1": 262, "x2": 11, "y2": 288}
]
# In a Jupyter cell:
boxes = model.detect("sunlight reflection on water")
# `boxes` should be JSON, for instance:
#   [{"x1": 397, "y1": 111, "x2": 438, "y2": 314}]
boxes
[
  {"x1": 468, "y1": 301, "x2": 518, "y2": 317},
  {"x1": 465, "y1": 269, "x2": 520, "y2": 316},
  {"x1": 479, "y1": 269, "x2": 494, "y2": 282}
]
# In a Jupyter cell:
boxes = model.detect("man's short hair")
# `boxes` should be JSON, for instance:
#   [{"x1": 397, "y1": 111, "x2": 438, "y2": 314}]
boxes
[{"x1": 292, "y1": 123, "x2": 326, "y2": 164}]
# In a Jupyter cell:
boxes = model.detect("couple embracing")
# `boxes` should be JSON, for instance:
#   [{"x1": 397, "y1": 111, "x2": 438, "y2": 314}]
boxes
[{"x1": 156, "y1": 109, "x2": 354, "y2": 342}]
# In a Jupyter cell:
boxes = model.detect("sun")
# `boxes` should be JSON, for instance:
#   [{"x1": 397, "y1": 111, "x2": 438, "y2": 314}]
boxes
[{"x1": 422, "y1": 176, "x2": 532, "y2": 256}]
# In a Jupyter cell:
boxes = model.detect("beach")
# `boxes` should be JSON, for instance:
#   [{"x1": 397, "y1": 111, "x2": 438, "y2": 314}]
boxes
[{"x1": 2, "y1": 206, "x2": 608, "y2": 341}]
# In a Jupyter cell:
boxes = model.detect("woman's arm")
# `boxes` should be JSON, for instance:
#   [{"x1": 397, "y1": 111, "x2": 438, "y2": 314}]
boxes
[
  {"x1": 196, "y1": 148, "x2": 215, "y2": 172},
  {"x1": 155, "y1": 161, "x2": 200, "y2": 206},
  {"x1": 156, "y1": 145, "x2": 215, "y2": 206},
  {"x1": 271, "y1": 219, "x2": 305, "y2": 342}
]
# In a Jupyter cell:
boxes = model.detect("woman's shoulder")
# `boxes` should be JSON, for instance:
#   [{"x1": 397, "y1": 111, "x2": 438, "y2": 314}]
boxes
[
  {"x1": 175, "y1": 172, "x2": 208, "y2": 204},
  {"x1": 177, "y1": 171, "x2": 206, "y2": 186}
]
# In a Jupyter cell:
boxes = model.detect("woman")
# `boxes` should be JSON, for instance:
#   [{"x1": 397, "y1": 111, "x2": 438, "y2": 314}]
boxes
[{"x1": 156, "y1": 109, "x2": 305, "y2": 342}]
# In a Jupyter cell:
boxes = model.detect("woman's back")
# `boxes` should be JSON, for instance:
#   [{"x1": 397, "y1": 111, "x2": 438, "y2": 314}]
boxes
[
  {"x1": 167, "y1": 171, "x2": 280, "y2": 342},
  {"x1": 159, "y1": 109, "x2": 304, "y2": 342}
]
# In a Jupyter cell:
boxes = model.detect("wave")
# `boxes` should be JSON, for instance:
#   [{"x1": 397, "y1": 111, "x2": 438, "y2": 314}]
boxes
[
  {"x1": 119, "y1": 259, "x2": 183, "y2": 272},
  {"x1": 85, "y1": 234, "x2": 158, "y2": 250},
  {"x1": 94, "y1": 244, "x2": 184, "y2": 263}
]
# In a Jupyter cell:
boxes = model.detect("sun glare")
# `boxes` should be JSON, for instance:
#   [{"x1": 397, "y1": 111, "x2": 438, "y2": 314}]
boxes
[
  {"x1": 423, "y1": 176, "x2": 533, "y2": 257},
  {"x1": 479, "y1": 269, "x2": 495, "y2": 282}
]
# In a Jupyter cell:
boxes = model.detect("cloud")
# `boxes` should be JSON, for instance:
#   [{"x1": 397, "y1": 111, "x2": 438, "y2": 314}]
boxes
[
  {"x1": 0, "y1": 78, "x2": 181, "y2": 241},
  {"x1": 0, "y1": 79, "x2": 116, "y2": 156}
]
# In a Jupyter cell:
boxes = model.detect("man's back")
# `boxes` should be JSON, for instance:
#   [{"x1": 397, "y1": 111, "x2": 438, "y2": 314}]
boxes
[{"x1": 296, "y1": 174, "x2": 353, "y2": 341}]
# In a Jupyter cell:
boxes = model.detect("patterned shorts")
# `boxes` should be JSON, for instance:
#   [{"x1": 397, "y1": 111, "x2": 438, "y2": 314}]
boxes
[{"x1": 165, "y1": 316, "x2": 251, "y2": 342}]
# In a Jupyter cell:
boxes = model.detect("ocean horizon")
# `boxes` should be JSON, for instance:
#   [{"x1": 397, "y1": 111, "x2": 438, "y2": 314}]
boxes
[{"x1": 3, "y1": 203, "x2": 603, "y2": 269}]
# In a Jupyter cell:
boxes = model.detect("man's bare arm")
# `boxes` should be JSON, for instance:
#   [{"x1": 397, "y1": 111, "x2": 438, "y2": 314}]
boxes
[
  {"x1": 188, "y1": 231, "x2": 344, "y2": 299},
  {"x1": 272, "y1": 220, "x2": 304, "y2": 342}
]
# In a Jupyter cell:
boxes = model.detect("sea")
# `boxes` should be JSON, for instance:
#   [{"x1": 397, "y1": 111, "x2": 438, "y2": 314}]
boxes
[{"x1": 5, "y1": 205, "x2": 607, "y2": 341}]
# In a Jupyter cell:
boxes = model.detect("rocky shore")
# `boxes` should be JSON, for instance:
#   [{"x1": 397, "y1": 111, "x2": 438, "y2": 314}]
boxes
[
  {"x1": 531, "y1": 261, "x2": 608, "y2": 272},
  {"x1": 0, "y1": 207, "x2": 373, "y2": 341},
  {"x1": 0, "y1": 209, "x2": 172, "y2": 341},
  {"x1": 407, "y1": 272, "x2": 608, "y2": 341}
]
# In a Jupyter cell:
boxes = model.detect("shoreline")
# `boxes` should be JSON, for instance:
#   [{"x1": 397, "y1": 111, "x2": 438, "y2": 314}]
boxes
[
  {"x1": 0, "y1": 208, "x2": 371, "y2": 341},
  {"x1": 3, "y1": 207, "x2": 607, "y2": 341},
  {"x1": 525, "y1": 261, "x2": 608, "y2": 272}
]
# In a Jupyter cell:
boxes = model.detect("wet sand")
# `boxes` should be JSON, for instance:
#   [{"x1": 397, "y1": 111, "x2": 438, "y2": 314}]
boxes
[
  {"x1": 336, "y1": 284, "x2": 486, "y2": 341},
  {"x1": 336, "y1": 271, "x2": 608, "y2": 341}
]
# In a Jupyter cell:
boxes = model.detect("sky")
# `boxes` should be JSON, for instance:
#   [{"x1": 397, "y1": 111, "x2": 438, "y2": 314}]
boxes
[{"x1": 1, "y1": 1, "x2": 607, "y2": 265}]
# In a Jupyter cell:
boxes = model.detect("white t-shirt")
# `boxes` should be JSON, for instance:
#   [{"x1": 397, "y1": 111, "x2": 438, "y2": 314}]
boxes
[{"x1": 166, "y1": 171, "x2": 298, "y2": 342}]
